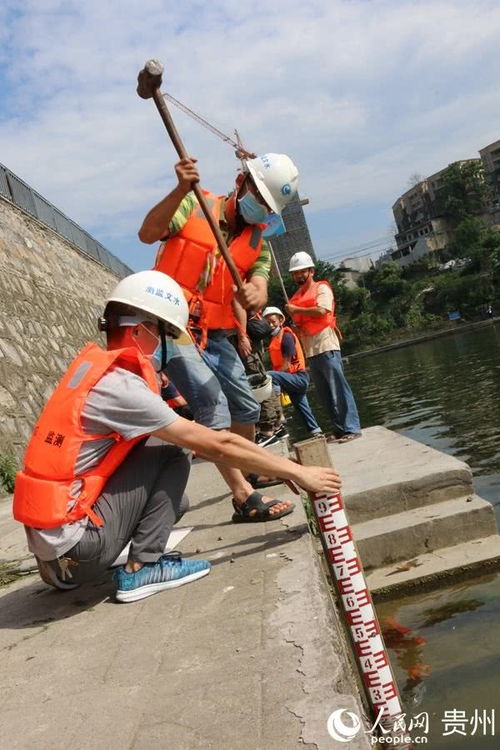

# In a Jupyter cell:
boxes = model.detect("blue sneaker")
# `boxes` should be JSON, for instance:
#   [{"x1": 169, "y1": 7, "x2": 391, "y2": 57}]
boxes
[{"x1": 114, "y1": 552, "x2": 211, "y2": 603}]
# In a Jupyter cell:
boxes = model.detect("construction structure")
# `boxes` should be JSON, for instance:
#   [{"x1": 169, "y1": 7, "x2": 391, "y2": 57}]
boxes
[{"x1": 268, "y1": 195, "x2": 317, "y2": 275}]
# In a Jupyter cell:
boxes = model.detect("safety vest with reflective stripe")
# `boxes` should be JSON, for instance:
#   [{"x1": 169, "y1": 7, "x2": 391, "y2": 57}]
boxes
[
  {"x1": 154, "y1": 190, "x2": 263, "y2": 330},
  {"x1": 288, "y1": 280, "x2": 337, "y2": 336},
  {"x1": 13, "y1": 343, "x2": 159, "y2": 530},
  {"x1": 268, "y1": 326, "x2": 306, "y2": 373}
]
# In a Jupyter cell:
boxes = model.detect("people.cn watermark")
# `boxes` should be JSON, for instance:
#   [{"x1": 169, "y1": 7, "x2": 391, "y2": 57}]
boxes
[{"x1": 326, "y1": 707, "x2": 495, "y2": 745}]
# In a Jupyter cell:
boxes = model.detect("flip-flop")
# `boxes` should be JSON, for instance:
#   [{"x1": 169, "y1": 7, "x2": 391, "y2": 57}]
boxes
[
  {"x1": 336, "y1": 433, "x2": 362, "y2": 444},
  {"x1": 231, "y1": 491, "x2": 295, "y2": 523}
]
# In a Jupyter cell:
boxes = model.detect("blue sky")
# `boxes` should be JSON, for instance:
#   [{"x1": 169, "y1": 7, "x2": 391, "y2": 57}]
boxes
[{"x1": 1, "y1": 0, "x2": 500, "y2": 271}]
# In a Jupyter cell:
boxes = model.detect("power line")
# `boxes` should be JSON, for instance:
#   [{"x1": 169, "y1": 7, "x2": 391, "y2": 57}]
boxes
[{"x1": 321, "y1": 236, "x2": 394, "y2": 264}]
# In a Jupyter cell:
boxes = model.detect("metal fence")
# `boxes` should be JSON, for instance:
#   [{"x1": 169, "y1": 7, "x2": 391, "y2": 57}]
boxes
[{"x1": 0, "y1": 163, "x2": 132, "y2": 279}]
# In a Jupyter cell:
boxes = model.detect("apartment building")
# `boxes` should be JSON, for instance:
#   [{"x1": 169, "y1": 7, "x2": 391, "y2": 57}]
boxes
[
  {"x1": 390, "y1": 159, "x2": 482, "y2": 267},
  {"x1": 479, "y1": 138, "x2": 500, "y2": 223}
]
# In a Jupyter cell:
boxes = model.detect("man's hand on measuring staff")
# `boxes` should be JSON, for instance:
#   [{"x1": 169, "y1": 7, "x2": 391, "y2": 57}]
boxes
[{"x1": 297, "y1": 466, "x2": 342, "y2": 494}]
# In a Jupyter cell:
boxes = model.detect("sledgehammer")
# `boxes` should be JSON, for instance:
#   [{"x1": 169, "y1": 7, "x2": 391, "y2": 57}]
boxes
[{"x1": 137, "y1": 59, "x2": 243, "y2": 291}]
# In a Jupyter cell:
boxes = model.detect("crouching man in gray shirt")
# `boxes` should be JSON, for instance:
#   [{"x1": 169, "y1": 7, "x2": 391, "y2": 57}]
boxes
[{"x1": 13, "y1": 271, "x2": 341, "y2": 603}]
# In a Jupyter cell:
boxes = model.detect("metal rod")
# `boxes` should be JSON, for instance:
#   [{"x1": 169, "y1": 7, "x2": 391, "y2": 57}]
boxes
[{"x1": 268, "y1": 240, "x2": 289, "y2": 303}]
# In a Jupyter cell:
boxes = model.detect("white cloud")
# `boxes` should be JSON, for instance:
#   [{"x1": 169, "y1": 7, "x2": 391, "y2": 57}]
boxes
[{"x1": 1, "y1": 0, "x2": 500, "y2": 268}]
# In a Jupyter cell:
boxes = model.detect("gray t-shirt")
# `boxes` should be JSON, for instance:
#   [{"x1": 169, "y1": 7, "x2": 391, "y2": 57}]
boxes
[{"x1": 25, "y1": 367, "x2": 178, "y2": 561}]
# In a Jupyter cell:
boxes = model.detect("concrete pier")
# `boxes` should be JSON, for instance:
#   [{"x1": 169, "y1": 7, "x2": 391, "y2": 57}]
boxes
[
  {"x1": 329, "y1": 426, "x2": 500, "y2": 597},
  {"x1": 0, "y1": 458, "x2": 370, "y2": 750},
  {"x1": 2, "y1": 425, "x2": 498, "y2": 748}
]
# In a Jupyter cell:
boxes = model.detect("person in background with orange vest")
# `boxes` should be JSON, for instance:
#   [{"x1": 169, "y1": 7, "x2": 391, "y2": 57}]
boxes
[
  {"x1": 231, "y1": 303, "x2": 287, "y2": 449},
  {"x1": 160, "y1": 372, "x2": 193, "y2": 420},
  {"x1": 285, "y1": 252, "x2": 362, "y2": 443},
  {"x1": 139, "y1": 153, "x2": 300, "y2": 521},
  {"x1": 263, "y1": 306, "x2": 323, "y2": 438},
  {"x1": 12, "y1": 270, "x2": 342, "y2": 601}
]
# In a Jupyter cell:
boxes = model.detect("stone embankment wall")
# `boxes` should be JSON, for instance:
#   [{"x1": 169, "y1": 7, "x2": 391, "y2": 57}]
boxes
[{"x1": 0, "y1": 197, "x2": 122, "y2": 460}]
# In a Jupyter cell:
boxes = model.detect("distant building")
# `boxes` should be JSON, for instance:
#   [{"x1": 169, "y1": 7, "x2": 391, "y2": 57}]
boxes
[
  {"x1": 268, "y1": 194, "x2": 317, "y2": 275},
  {"x1": 390, "y1": 159, "x2": 481, "y2": 267},
  {"x1": 479, "y1": 138, "x2": 500, "y2": 227},
  {"x1": 337, "y1": 255, "x2": 374, "y2": 288}
]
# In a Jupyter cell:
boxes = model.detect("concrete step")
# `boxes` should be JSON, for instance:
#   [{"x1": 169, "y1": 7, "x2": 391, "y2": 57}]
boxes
[
  {"x1": 327, "y1": 426, "x2": 473, "y2": 523},
  {"x1": 367, "y1": 535, "x2": 500, "y2": 598},
  {"x1": 352, "y1": 494, "x2": 497, "y2": 569}
]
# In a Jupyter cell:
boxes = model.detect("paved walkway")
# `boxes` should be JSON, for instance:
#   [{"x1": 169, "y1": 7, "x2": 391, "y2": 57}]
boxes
[{"x1": 0, "y1": 456, "x2": 369, "y2": 750}]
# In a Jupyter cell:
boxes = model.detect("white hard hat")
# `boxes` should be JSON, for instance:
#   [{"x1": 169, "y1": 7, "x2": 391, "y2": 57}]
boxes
[
  {"x1": 248, "y1": 373, "x2": 273, "y2": 404},
  {"x1": 262, "y1": 306, "x2": 285, "y2": 321},
  {"x1": 245, "y1": 153, "x2": 299, "y2": 215},
  {"x1": 106, "y1": 270, "x2": 190, "y2": 343},
  {"x1": 288, "y1": 252, "x2": 315, "y2": 273}
]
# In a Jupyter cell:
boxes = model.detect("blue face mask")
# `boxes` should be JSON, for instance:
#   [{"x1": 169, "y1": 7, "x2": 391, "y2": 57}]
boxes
[
  {"x1": 262, "y1": 213, "x2": 286, "y2": 238},
  {"x1": 270, "y1": 326, "x2": 281, "y2": 337},
  {"x1": 237, "y1": 192, "x2": 268, "y2": 224},
  {"x1": 148, "y1": 341, "x2": 163, "y2": 372}
]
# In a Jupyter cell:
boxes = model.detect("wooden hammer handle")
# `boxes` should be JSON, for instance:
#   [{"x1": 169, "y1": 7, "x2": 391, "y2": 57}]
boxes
[{"x1": 150, "y1": 88, "x2": 243, "y2": 290}]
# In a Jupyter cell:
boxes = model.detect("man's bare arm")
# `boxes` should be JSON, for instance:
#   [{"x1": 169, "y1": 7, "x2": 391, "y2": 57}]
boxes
[
  {"x1": 138, "y1": 157, "x2": 200, "y2": 244},
  {"x1": 152, "y1": 418, "x2": 342, "y2": 495},
  {"x1": 285, "y1": 302, "x2": 328, "y2": 317}
]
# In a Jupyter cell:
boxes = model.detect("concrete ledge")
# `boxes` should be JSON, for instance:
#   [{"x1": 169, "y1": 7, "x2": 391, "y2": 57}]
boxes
[
  {"x1": 328, "y1": 426, "x2": 473, "y2": 523},
  {"x1": 354, "y1": 495, "x2": 497, "y2": 568},
  {"x1": 368, "y1": 535, "x2": 500, "y2": 600}
]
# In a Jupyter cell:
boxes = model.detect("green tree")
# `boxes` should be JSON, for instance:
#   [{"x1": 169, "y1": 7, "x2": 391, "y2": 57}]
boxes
[
  {"x1": 423, "y1": 271, "x2": 493, "y2": 319},
  {"x1": 363, "y1": 261, "x2": 408, "y2": 304},
  {"x1": 437, "y1": 161, "x2": 490, "y2": 225}
]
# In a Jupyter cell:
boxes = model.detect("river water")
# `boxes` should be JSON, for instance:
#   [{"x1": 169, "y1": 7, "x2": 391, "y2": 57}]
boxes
[{"x1": 287, "y1": 322, "x2": 500, "y2": 748}]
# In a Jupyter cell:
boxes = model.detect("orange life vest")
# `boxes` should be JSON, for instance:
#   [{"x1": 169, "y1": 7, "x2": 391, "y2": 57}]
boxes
[
  {"x1": 288, "y1": 280, "x2": 338, "y2": 336},
  {"x1": 268, "y1": 326, "x2": 306, "y2": 373},
  {"x1": 13, "y1": 343, "x2": 159, "y2": 530},
  {"x1": 154, "y1": 190, "x2": 263, "y2": 331}
]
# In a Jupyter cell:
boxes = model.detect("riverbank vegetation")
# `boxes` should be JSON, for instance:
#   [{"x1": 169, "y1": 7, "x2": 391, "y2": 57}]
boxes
[
  {"x1": 0, "y1": 452, "x2": 16, "y2": 495},
  {"x1": 268, "y1": 161, "x2": 500, "y2": 353}
]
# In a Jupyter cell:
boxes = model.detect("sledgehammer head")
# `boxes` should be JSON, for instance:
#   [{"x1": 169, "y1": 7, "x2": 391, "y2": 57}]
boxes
[{"x1": 137, "y1": 59, "x2": 164, "y2": 99}]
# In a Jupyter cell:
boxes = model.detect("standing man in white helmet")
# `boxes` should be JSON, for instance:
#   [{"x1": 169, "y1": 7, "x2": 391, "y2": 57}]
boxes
[
  {"x1": 139, "y1": 153, "x2": 302, "y2": 522},
  {"x1": 13, "y1": 270, "x2": 342, "y2": 602},
  {"x1": 286, "y1": 253, "x2": 362, "y2": 443}
]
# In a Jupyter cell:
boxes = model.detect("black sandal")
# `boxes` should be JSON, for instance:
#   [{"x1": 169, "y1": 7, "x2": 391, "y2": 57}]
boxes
[
  {"x1": 246, "y1": 473, "x2": 283, "y2": 489},
  {"x1": 231, "y1": 491, "x2": 295, "y2": 523}
]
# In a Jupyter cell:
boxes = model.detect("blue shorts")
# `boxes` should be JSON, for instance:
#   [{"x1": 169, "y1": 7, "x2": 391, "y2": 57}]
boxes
[{"x1": 165, "y1": 332, "x2": 260, "y2": 429}]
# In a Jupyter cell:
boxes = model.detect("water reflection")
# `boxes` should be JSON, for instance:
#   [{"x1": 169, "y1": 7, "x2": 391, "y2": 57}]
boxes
[
  {"x1": 283, "y1": 323, "x2": 500, "y2": 748},
  {"x1": 376, "y1": 575, "x2": 500, "y2": 749},
  {"x1": 381, "y1": 616, "x2": 430, "y2": 707},
  {"x1": 419, "y1": 598, "x2": 484, "y2": 628},
  {"x1": 345, "y1": 324, "x2": 500, "y2": 485},
  {"x1": 291, "y1": 323, "x2": 500, "y2": 512}
]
